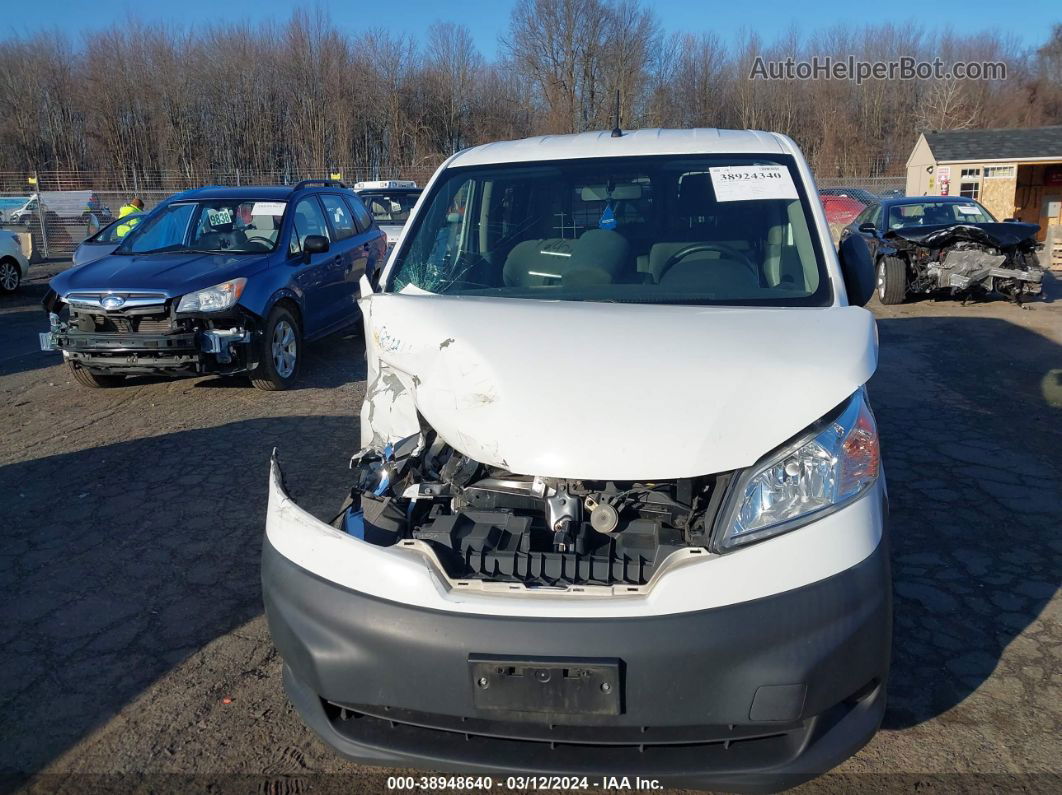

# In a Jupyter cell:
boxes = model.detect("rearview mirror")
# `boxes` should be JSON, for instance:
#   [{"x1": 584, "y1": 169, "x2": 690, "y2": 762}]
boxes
[
  {"x1": 858, "y1": 222, "x2": 876, "y2": 233},
  {"x1": 303, "y1": 235, "x2": 329, "y2": 256},
  {"x1": 837, "y1": 234, "x2": 875, "y2": 307}
]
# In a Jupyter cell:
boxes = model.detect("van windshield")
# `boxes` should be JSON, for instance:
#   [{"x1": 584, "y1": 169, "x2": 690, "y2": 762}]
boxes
[
  {"x1": 116, "y1": 199, "x2": 287, "y2": 255},
  {"x1": 387, "y1": 155, "x2": 831, "y2": 306}
]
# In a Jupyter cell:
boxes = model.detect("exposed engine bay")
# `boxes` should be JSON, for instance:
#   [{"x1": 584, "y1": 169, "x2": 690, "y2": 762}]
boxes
[
  {"x1": 40, "y1": 290, "x2": 256, "y2": 375},
  {"x1": 337, "y1": 424, "x2": 729, "y2": 587},
  {"x1": 884, "y1": 222, "x2": 1043, "y2": 303}
]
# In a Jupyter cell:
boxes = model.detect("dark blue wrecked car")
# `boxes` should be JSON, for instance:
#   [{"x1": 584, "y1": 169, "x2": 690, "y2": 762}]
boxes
[{"x1": 41, "y1": 182, "x2": 385, "y2": 389}]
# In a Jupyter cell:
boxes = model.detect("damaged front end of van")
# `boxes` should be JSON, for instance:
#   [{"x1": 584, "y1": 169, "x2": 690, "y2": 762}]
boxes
[{"x1": 261, "y1": 131, "x2": 892, "y2": 791}]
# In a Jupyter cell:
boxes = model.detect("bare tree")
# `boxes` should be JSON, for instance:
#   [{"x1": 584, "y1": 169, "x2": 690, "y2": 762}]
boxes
[{"x1": 0, "y1": 6, "x2": 1058, "y2": 186}]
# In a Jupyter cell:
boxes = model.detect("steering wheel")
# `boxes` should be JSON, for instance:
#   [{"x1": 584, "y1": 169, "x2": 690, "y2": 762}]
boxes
[
  {"x1": 244, "y1": 236, "x2": 274, "y2": 251},
  {"x1": 656, "y1": 242, "x2": 758, "y2": 282}
]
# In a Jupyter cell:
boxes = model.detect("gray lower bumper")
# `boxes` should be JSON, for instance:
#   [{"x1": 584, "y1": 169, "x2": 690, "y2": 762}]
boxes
[{"x1": 262, "y1": 526, "x2": 892, "y2": 790}]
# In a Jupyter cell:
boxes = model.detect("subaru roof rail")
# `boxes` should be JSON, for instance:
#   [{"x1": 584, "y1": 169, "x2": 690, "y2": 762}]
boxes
[{"x1": 293, "y1": 179, "x2": 347, "y2": 191}]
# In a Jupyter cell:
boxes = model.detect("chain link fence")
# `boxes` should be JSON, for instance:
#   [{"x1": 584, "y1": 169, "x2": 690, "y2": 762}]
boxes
[
  {"x1": 0, "y1": 167, "x2": 439, "y2": 259},
  {"x1": 1, "y1": 167, "x2": 906, "y2": 261}
]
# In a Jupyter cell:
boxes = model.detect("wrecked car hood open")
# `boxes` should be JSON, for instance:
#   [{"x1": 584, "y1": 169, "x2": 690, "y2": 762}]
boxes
[{"x1": 360, "y1": 294, "x2": 877, "y2": 480}]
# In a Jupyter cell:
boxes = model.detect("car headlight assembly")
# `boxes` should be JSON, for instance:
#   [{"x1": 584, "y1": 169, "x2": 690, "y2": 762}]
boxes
[
  {"x1": 176, "y1": 278, "x2": 247, "y2": 313},
  {"x1": 715, "y1": 390, "x2": 880, "y2": 551}
]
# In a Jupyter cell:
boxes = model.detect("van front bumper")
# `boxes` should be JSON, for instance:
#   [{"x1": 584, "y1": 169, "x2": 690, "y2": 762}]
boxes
[{"x1": 262, "y1": 526, "x2": 891, "y2": 792}]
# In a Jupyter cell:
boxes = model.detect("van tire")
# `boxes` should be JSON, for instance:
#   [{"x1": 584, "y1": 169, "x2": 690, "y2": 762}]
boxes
[
  {"x1": 250, "y1": 306, "x2": 301, "y2": 391},
  {"x1": 67, "y1": 361, "x2": 124, "y2": 388},
  {"x1": 877, "y1": 257, "x2": 907, "y2": 305}
]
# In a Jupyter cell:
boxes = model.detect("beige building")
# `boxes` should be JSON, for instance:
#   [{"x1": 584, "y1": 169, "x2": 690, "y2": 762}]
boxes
[{"x1": 905, "y1": 126, "x2": 1062, "y2": 243}]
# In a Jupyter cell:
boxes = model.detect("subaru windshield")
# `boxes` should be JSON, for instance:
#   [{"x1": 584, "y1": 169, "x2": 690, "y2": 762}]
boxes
[
  {"x1": 387, "y1": 155, "x2": 831, "y2": 306},
  {"x1": 116, "y1": 199, "x2": 287, "y2": 255}
]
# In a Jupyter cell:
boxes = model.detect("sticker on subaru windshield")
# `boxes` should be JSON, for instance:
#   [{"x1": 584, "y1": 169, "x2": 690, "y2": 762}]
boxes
[
  {"x1": 957, "y1": 205, "x2": 980, "y2": 215},
  {"x1": 709, "y1": 165, "x2": 798, "y2": 202},
  {"x1": 251, "y1": 201, "x2": 286, "y2": 216},
  {"x1": 207, "y1": 208, "x2": 232, "y2": 226}
]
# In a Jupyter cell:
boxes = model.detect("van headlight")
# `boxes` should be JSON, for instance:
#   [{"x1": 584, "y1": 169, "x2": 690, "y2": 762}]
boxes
[
  {"x1": 176, "y1": 278, "x2": 246, "y2": 313},
  {"x1": 716, "y1": 390, "x2": 880, "y2": 550}
]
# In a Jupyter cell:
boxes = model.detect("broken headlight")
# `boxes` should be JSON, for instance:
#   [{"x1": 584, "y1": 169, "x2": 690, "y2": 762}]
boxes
[
  {"x1": 716, "y1": 390, "x2": 880, "y2": 550},
  {"x1": 176, "y1": 277, "x2": 246, "y2": 313}
]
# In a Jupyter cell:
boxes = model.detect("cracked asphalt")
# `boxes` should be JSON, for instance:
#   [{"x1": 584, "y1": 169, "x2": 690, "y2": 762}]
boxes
[{"x1": 1, "y1": 262, "x2": 1059, "y2": 793}]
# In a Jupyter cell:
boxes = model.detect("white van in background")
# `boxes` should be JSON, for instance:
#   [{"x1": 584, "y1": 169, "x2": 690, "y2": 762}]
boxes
[{"x1": 7, "y1": 191, "x2": 107, "y2": 224}]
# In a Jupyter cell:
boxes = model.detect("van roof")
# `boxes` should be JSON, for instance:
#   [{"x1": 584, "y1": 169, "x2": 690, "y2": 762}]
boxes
[{"x1": 448, "y1": 128, "x2": 792, "y2": 169}]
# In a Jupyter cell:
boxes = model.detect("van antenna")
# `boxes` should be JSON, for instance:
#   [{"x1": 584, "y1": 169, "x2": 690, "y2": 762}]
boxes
[{"x1": 610, "y1": 90, "x2": 622, "y2": 138}]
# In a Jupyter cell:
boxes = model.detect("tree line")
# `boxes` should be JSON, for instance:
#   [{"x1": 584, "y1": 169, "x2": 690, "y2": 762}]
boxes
[{"x1": 1, "y1": 1, "x2": 1059, "y2": 190}]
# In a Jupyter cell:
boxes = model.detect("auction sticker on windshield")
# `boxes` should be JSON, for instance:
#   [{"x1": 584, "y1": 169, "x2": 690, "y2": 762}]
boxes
[
  {"x1": 252, "y1": 201, "x2": 286, "y2": 216},
  {"x1": 710, "y1": 164, "x2": 798, "y2": 202}
]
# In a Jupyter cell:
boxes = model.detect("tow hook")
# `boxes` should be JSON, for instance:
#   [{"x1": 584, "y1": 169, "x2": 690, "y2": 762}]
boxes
[
  {"x1": 39, "y1": 312, "x2": 63, "y2": 352},
  {"x1": 199, "y1": 328, "x2": 251, "y2": 364},
  {"x1": 545, "y1": 483, "x2": 581, "y2": 552}
]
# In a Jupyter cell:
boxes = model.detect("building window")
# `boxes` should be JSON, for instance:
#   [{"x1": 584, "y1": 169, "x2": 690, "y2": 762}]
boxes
[
  {"x1": 984, "y1": 165, "x2": 1015, "y2": 178},
  {"x1": 960, "y1": 168, "x2": 982, "y2": 178},
  {"x1": 959, "y1": 181, "x2": 980, "y2": 199}
]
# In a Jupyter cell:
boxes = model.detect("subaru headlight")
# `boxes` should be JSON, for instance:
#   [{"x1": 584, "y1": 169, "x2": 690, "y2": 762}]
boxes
[
  {"x1": 716, "y1": 390, "x2": 880, "y2": 550},
  {"x1": 176, "y1": 278, "x2": 246, "y2": 313}
]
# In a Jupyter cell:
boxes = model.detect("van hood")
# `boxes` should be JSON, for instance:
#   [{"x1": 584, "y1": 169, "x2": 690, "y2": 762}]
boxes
[
  {"x1": 51, "y1": 251, "x2": 270, "y2": 297},
  {"x1": 361, "y1": 294, "x2": 878, "y2": 480}
]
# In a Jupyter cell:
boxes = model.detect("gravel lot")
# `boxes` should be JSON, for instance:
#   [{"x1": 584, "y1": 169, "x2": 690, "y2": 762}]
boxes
[{"x1": 1, "y1": 262, "x2": 1059, "y2": 793}]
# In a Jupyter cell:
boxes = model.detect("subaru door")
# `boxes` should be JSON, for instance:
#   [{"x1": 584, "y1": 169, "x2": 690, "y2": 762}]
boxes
[
  {"x1": 318, "y1": 193, "x2": 364, "y2": 326},
  {"x1": 289, "y1": 195, "x2": 339, "y2": 336},
  {"x1": 344, "y1": 194, "x2": 387, "y2": 286}
]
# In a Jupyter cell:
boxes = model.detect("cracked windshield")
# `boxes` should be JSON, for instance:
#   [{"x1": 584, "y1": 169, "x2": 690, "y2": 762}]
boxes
[{"x1": 390, "y1": 155, "x2": 830, "y2": 306}]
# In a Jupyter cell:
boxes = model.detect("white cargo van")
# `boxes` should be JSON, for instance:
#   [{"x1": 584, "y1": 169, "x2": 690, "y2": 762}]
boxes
[{"x1": 263, "y1": 128, "x2": 887, "y2": 791}]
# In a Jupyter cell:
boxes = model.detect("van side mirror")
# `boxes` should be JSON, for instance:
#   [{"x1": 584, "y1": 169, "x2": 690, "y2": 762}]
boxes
[
  {"x1": 303, "y1": 235, "x2": 329, "y2": 257},
  {"x1": 858, "y1": 222, "x2": 876, "y2": 233},
  {"x1": 837, "y1": 234, "x2": 875, "y2": 307}
]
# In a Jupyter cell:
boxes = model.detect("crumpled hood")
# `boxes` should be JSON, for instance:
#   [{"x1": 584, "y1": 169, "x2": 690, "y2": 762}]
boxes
[
  {"x1": 52, "y1": 251, "x2": 269, "y2": 297},
  {"x1": 885, "y1": 221, "x2": 1040, "y2": 250},
  {"x1": 363, "y1": 294, "x2": 878, "y2": 480}
]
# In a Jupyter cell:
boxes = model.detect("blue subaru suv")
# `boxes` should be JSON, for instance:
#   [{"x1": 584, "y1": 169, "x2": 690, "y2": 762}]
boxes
[{"x1": 41, "y1": 181, "x2": 385, "y2": 390}]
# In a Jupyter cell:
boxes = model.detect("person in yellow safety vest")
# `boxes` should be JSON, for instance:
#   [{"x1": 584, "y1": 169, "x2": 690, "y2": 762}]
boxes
[{"x1": 115, "y1": 197, "x2": 144, "y2": 238}]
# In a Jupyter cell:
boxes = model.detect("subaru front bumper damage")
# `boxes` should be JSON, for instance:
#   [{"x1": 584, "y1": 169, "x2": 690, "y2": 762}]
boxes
[{"x1": 40, "y1": 290, "x2": 259, "y2": 376}]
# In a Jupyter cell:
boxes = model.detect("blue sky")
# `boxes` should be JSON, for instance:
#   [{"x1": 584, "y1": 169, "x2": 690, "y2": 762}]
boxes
[{"x1": 5, "y1": 0, "x2": 1058, "y2": 56}]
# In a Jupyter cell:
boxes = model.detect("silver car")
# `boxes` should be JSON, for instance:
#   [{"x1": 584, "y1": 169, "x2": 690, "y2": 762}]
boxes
[{"x1": 71, "y1": 213, "x2": 144, "y2": 268}]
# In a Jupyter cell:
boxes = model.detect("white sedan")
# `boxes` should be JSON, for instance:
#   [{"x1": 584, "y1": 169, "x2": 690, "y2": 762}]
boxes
[{"x1": 0, "y1": 232, "x2": 30, "y2": 293}]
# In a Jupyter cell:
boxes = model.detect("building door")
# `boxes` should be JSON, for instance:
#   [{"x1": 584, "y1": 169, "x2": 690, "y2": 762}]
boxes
[{"x1": 1042, "y1": 195, "x2": 1062, "y2": 230}]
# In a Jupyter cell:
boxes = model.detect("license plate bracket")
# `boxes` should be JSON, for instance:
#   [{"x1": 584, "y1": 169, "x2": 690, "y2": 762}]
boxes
[{"x1": 469, "y1": 654, "x2": 621, "y2": 716}]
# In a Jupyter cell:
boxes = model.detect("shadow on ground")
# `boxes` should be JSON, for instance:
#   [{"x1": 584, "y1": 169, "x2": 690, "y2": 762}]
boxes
[
  {"x1": 0, "y1": 414, "x2": 359, "y2": 784},
  {"x1": 0, "y1": 307, "x2": 1059, "y2": 784},
  {"x1": 872, "y1": 315, "x2": 1060, "y2": 730},
  {"x1": 0, "y1": 283, "x2": 55, "y2": 378}
]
